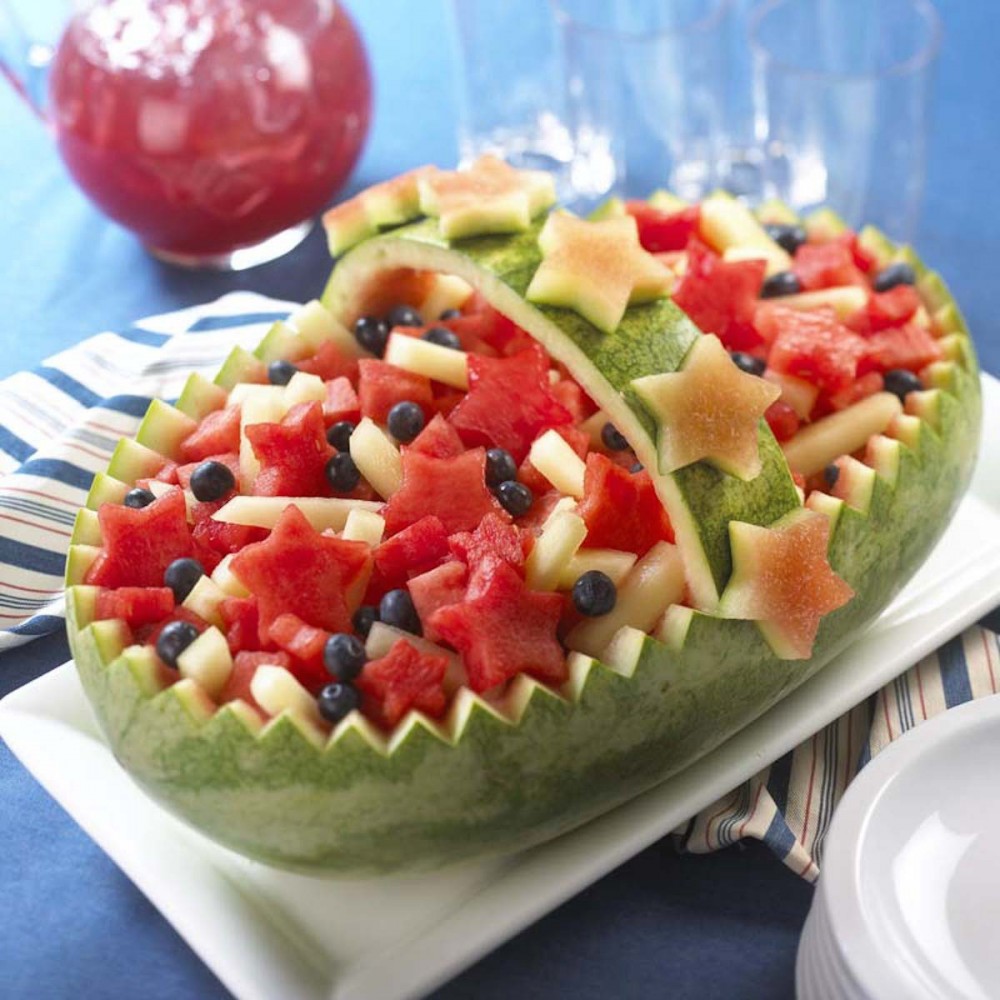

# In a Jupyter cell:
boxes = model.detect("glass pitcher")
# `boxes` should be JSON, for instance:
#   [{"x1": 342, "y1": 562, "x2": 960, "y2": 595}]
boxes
[{"x1": 0, "y1": 0, "x2": 373, "y2": 269}]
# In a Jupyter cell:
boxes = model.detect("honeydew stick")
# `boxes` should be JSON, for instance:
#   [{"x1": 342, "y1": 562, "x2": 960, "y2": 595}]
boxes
[
  {"x1": 782, "y1": 392, "x2": 903, "y2": 477},
  {"x1": 528, "y1": 429, "x2": 587, "y2": 498},
  {"x1": 384, "y1": 332, "x2": 469, "y2": 389},
  {"x1": 350, "y1": 418, "x2": 403, "y2": 497}
]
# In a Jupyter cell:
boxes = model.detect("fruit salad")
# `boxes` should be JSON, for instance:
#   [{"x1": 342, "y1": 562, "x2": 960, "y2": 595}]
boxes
[{"x1": 65, "y1": 159, "x2": 980, "y2": 872}]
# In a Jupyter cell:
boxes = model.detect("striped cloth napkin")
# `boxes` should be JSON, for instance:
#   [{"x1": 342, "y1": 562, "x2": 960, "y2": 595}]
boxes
[{"x1": 2, "y1": 292, "x2": 996, "y2": 880}]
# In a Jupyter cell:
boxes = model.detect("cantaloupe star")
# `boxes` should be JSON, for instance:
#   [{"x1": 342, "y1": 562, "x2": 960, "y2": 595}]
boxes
[
  {"x1": 526, "y1": 212, "x2": 672, "y2": 334},
  {"x1": 631, "y1": 333, "x2": 780, "y2": 479},
  {"x1": 719, "y1": 508, "x2": 855, "y2": 660},
  {"x1": 418, "y1": 155, "x2": 556, "y2": 240}
]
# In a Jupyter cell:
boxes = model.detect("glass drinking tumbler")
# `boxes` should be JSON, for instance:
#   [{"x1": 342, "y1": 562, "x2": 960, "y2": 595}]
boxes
[{"x1": 750, "y1": 0, "x2": 941, "y2": 241}]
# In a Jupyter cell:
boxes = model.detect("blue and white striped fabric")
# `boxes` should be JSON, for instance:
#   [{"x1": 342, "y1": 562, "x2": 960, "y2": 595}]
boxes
[
  {"x1": 1, "y1": 292, "x2": 996, "y2": 880},
  {"x1": 0, "y1": 292, "x2": 295, "y2": 651}
]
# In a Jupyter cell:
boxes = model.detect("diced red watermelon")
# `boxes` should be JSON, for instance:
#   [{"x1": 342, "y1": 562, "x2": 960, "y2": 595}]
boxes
[
  {"x1": 382, "y1": 447, "x2": 509, "y2": 536},
  {"x1": 357, "y1": 359, "x2": 434, "y2": 424},
  {"x1": 448, "y1": 344, "x2": 572, "y2": 462},
  {"x1": 138, "y1": 606, "x2": 209, "y2": 649},
  {"x1": 218, "y1": 650, "x2": 294, "y2": 715},
  {"x1": 153, "y1": 461, "x2": 180, "y2": 485},
  {"x1": 672, "y1": 238, "x2": 766, "y2": 352},
  {"x1": 765, "y1": 306, "x2": 866, "y2": 394},
  {"x1": 296, "y1": 340, "x2": 359, "y2": 383},
  {"x1": 177, "y1": 452, "x2": 240, "y2": 492},
  {"x1": 179, "y1": 406, "x2": 241, "y2": 463},
  {"x1": 764, "y1": 399, "x2": 800, "y2": 442},
  {"x1": 372, "y1": 515, "x2": 451, "y2": 593},
  {"x1": 859, "y1": 322, "x2": 942, "y2": 375},
  {"x1": 430, "y1": 560, "x2": 567, "y2": 693},
  {"x1": 405, "y1": 413, "x2": 465, "y2": 458},
  {"x1": 229, "y1": 504, "x2": 373, "y2": 642},
  {"x1": 845, "y1": 285, "x2": 922, "y2": 335},
  {"x1": 247, "y1": 401, "x2": 334, "y2": 497},
  {"x1": 323, "y1": 376, "x2": 361, "y2": 424},
  {"x1": 95, "y1": 587, "x2": 175, "y2": 628},
  {"x1": 192, "y1": 517, "x2": 268, "y2": 574},
  {"x1": 461, "y1": 297, "x2": 536, "y2": 357},
  {"x1": 220, "y1": 596, "x2": 262, "y2": 654},
  {"x1": 516, "y1": 489, "x2": 569, "y2": 535},
  {"x1": 267, "y1": 612, "x2": 330, "y2": 693},
  {"x1": 625, "y1": 201, "x2": 700, "y2": 253},
  {"x1": 448, "y1": 512, "x2": 529, "y2": 584},
  {"x1": 793, "y1": 240, "x2": 866, "y2": 291},
  {"x1": 85, "y1": 489, "x2": 193, "y2": 589},
  {"x1": 826, "y1": 371, "x2": 885, "y2": 413},
  {"x1": 550, "y1": 378, "x2": 594, "y2": 424},
  {"x1": 355, "y1": 638, "x2": 449, "y2": 728},
  {"x1": 574, "y1": 453, "x2": 674, "y2": 556},
  {"x1": 407, "y1": 561, "x2": 468, "y2": 644}
]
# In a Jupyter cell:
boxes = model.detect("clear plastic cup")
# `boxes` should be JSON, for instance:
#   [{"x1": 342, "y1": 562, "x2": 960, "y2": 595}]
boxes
[
  {"x1": 449, "y1": 0, "x2": 574, "y2": 182},
  {"x1": 554, "y1": 0, "x2": 730, "y2": 207},
  {"x1": 750, "y1": 0, "x2": 942, "y2": 241}
]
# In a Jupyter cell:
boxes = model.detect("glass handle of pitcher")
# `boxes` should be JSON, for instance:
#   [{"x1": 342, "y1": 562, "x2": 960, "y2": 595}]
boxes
[{"x1": 0, "y1": 0, "x2": 53, "y2": 119}]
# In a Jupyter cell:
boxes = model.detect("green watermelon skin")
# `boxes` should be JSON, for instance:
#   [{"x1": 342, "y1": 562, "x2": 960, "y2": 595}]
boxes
[{"x1": 66, "y1": 220, "x2": 981, "y2": 874}]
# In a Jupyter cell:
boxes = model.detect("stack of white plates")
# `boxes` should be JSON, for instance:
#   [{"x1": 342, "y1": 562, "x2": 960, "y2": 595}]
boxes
[{"x1": 797, "y1": 694, "x2": 1000, "y2": 999}]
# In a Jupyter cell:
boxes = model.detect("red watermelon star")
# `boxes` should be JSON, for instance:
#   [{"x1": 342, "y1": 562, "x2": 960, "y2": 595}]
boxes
[
  {"x1": 382, "y1": 447, "x2": 509, "y2": 536},
  {"x1": 719, "y1": 508, "x2": 854, "y2": 659},
  {"x1": 355, "y1": 638, "x2": 450, "y2": 729},
  {"x1": 246, "y1": 401, "x2": 334, "y2": 497},
  {"x1": 230, "y1": 504, "x2": 372, "y2": 643},
  {"x1": 430, "y1": 561, "x2": 567, "y2": 693}
]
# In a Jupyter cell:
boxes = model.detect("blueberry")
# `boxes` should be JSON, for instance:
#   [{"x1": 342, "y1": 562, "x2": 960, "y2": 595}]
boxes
[
  {"x1": 485, "y1": 448, "x2": 517, "y2": 488},
  {"x1": 155, "y1": 620, "x2": 199, "y2": 668},
  {"x1": 438, "y1": 308, "x2": 462, "y2": 321},
  {"x1": 730, "y1": 351, "x2": 766, "y2": 377},
  {"x1": 353, "y1": 315, "x2": 389, "y2": 357},
  {"x1": 496, "y1": 480, "x2": 533, "y2": 517},
  {"x1": 422, "y1": 326, "x2": 461, "y2": 350},
  {"x1": 764, "y1": 223, "x2": 808, "y2": 256},
  {"x1": 326, "y1": 420, "x2": 356, "y2": 452},
  {"x1": 164, "y1": 557, "x2": 204, "y2": 603},
  {"x1": 883, "y1": 368, "x2": 923, "y2": 401},
  {"x1": 387, "y1": 400, "x2": 425, "y2": 443},
  {"x1": 385, "y1": 304, "x2": 423, "y2": 329},
  {"x1": 872, "y1": 262, "x2": 917, "y2": 293},
  {"x1": 760, "y1": 271, "x2": 802, "y2": 299},
  {"x1": 571, "y1": 571, "x2": 617, "y2": 617},
  {"x1": 123, "y1": 487, "x2": 156, "y2": 509},
  {"x1": 823, "y1": 463, "x2": 840, "y2": 489},
  {"x1": 353, "y1": 604, "x2": 377, "y2": 638},
  {"x1": 317, "y1": 681, "x2": 361, "y2": 724},
  {"x1": 379, "y1": 589, "x2": 422, "y2": 635},
  {"x1": 325, "y1": 453, "x2": 361, "y2": 492},
  {"x1": 267, "y1": 359, "x2": 297, "y2": 386},
  {"x1": 189, "y1": 460, "x2": 236, "y2": 502},
  {"x1": 630, "y1": 462, "x2": 644, "y2": 474},
  {"x1": 323, "y1": 633, "x2": 367, "y2": 681},
  {"x1": 601, "y1": 422, "x2": 629, "y2": 452}
]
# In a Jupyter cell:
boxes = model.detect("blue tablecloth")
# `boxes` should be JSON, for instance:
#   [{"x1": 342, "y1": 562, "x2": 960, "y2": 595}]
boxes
[{"x1": 2, "y1": 3, "x2": 998, "y2": 997}]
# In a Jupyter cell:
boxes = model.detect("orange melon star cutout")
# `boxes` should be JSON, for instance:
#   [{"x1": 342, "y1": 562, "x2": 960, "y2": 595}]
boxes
[
  {"x1": 525, "y1": 212, "x2": 672, "y2": 334},
  {"x1": 631, "y1": 334, "x2": 780, "y2": 480},
  {"x1": 417, "y1": 155, "x2": 556, "y2": 240},
  {"x1": 719, "y1": 508, "x2": 855, "y2": 660}
]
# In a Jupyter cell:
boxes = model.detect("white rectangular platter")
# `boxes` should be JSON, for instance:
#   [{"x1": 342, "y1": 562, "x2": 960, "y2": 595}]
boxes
[{"x1": 4, "y1": 375, "x2": 1000, "y2": 1000}]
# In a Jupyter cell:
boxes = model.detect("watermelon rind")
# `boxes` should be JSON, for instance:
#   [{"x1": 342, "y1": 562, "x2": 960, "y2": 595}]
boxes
[{"x1": 65, "y1": 208, "x2": 981, "y2": 874}]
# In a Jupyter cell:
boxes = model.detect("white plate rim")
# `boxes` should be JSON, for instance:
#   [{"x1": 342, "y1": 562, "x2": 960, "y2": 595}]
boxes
[{"x1": 3, "y1": 375, "x2": 1000, "y2": 1000}]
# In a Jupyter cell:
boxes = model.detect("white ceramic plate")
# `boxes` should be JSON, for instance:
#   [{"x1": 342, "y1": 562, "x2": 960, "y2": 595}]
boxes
[
  {"x1": 798, "y1": 694, "x2": 1000, "y2": 1000},
  {"x1": 3, "y1": 375, "x2": 1000, "y2": 1000}
]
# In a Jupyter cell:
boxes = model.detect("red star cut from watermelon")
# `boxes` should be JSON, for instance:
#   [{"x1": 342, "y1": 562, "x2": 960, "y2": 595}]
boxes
[
  {"x1": 229, "y1": 503, "x2": 372, "y2": 643},
  {"x1": 719, "y1": 508, "x2": 854, "y2": 659},
  {"x1": 355, "y1": 638, "x2": 449, "y2": 729},
  {"x1": 246, "y1": 401, "x2": 334, "y2": 497},
  {"x1": 430, "y1": 560, "x2": 567, "y2": 693}
]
